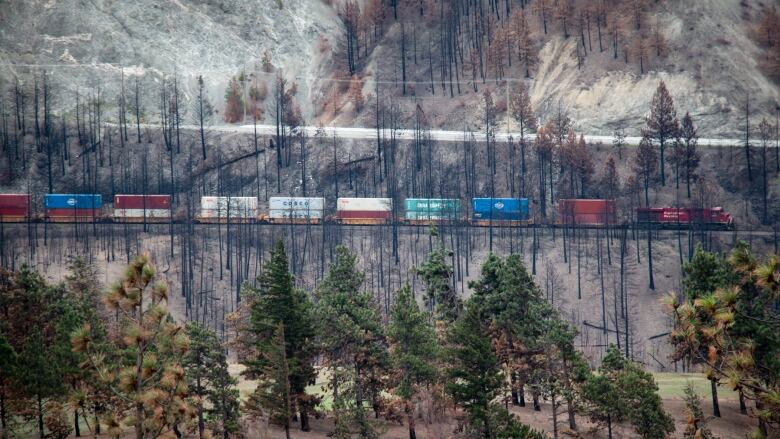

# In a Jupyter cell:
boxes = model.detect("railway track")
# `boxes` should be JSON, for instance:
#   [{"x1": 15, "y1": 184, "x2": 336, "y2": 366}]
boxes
[{"x1": 1, "y1": 219, "x2": 775, "y2": 237}]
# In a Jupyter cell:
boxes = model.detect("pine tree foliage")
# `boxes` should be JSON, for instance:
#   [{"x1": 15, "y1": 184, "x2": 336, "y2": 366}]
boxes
[
  {"x1": 183, "y1": 322, "x2": 240, "y2": 439},
  {"x1": 646, "y1": 80, "x2": 679, "y2": 186},
  {"x1": 247, "y1": 323, "x2": 294, "y2": 439},
  {"x1": 634, "y1": 130, "x2": 658, "y2": 206},
  {"x1": 591, "y1": 345, "x2": 675, "y2": 439},
  {"x1": 314, "y1": 245, "x2": 388, "y2": 438},
  {"x1": 673, "y1": 112, "x2": 700, "y2": 198},
  {"x1": 0, "y1": 264, "x2": 101, "y2": 438},
  {"x1": 447, "y1": 302, "x2": 545, "y2": 439},
  {"x1": 446, "y1": 303, "x2": 506, "y2": 438},
  {"x1": 71, "y1": 253, "x2": 193, "y2": 439},
  {"x1": 668, "y1": 242, "x2": 780, "y2": 436},
  {"x1": 387, "y1": 283, "x2": 438, "y2": 439},
  {"x1": 417, "y1": 245, "x2": 461, "y2": 324},
  {"x1": 243, "y1": 240, "x2": 316, "y2": 431},
  {"x1": 682, "y1": 384, "x2": 717, "y2": 439},
  {"x1": 597, "y1": 155, "x2": 621, "y2": 199}
]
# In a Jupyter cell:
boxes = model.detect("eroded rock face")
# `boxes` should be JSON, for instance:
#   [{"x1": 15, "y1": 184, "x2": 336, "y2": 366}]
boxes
[
  {"x1": 0, "y1": 0, "x2": 778, "y2": 137},
  {"x1": 0, "y1": 0, "x2": 340, "y2": 116}
]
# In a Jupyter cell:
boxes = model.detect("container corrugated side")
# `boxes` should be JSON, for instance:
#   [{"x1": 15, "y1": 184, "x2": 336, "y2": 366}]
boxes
[
  {"x1": 45, "y1": 194, "x2": 102, "y2": 209},
  {"x1": 0, "y1": 194, "x2": 30, "y2": 217},
  {"x1": 0, "y1": 194, "x2": 31, "y2": 208},
  {"x1": 336, "y1": 198, "x2": 392, "y2": 212},
  {"x1": 114, "y1": 209, "x2": 172, "y2": 218},
  {"x1": 405, "y1": 211, "x2": 459, "y2": 220},
  {"x1": 471, "y1": 198, "x2": 529, "y2": 220},
  {"x1": 336, "y1": 210, "x2": 392, "y2": 219},
  {"x1": 46, "y1": 208, "x2": 101, "y2": 217},
  {"x1": 404, "y1": 198, "x2": 460, "y2": 212},
  {"x1": 201, "y1": 197, "x2": 258, "y2": 210},
  {"x1": 269, "y1": 209, "x2": 324, "y2": 219},
  {"x1": 114, "y1": 195, "x2": 171, "y2": 209},
  {"x1": 269, "y1": 197, "x2": 325, "y2": 211}
]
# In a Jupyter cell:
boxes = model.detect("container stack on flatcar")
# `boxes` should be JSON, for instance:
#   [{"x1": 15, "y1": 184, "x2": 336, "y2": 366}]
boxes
[
  {"x1": 558, "y1": 199, "x2": 617, "y2": 226},
  {"x1": 198, "y1": 196, "x2": 258, "y2": 223},
  {"x1": 45, "y1": 194, "x2": 103, "y2": 222},
  {"x1": 470, "y1": 197, "x2": 531, "y2": 226},
  {"x1": 0, "y1": 194, "x2": 31, "y2": 222},
  {"x1": 113, "y1": 195, "x2": 172, "y2": 222},
  {"x1": 336, "y1": 198, "x2": 392, "y2": 224},
  {"x1": 404, "y1": 198, "x2": 461, "y2": 224},
  {"x1": 636, "y1": 207, "x2": 733, "y2": 230},
  {"x1": 267, "y1": 197, "x2": 325, "y2": 224}
]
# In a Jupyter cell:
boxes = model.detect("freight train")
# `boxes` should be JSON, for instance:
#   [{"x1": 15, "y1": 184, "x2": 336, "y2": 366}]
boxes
[{"x1": 0, "y1": 194, "x2": 734, "y2": 230}]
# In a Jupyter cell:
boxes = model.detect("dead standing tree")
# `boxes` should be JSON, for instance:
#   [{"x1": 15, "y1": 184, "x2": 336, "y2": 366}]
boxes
[{"x1": 646, "y1": 80, "x2": 678, "y2": 187}]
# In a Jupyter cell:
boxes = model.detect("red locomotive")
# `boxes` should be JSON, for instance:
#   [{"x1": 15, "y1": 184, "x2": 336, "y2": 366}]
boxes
[{"x1": 636, "y1": 207, "x2": 733, "y2": 230}]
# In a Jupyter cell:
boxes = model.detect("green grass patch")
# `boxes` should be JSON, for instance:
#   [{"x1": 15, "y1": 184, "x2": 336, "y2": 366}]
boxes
[{"x1": 653, "y1": 372, "x2": 738, "y2": 400}]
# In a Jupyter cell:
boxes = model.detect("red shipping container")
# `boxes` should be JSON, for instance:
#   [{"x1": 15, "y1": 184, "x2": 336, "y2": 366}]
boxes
[
  {"x1": 46, "y1": 208, "x2": 101, "y2": 217},
  {"x1": 114, "y1": 194, "x2": 171, "y2": 209},
  {"x1": 0, "y1": 194, "x2": 31, "y2": 217},
  {"x1": 336, "y1": 210, "x2": 392, "y2": 219},
  {"x1": 559, "y1": 199, "x2": 616, "y2": 225}
]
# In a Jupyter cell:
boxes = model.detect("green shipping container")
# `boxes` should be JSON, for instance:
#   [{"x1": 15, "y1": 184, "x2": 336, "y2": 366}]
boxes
[{"x1": 404, "y1": 198, "x2": 460, "y2": 220}]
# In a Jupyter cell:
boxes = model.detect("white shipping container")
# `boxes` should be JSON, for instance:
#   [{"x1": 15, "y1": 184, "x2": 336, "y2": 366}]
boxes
[
  {"x1": 269, "y1": 197, "x2": 325, "y2": 211},
  {"x1": 336, "y1": 198, "x2": 392, "y2": 212},
  {"x1": 200, "y1": 196, "x2": 258, "y2": 218},
  {"x1": 114, "y1": 209, "x2": 171, "y2": 218},
  {"x1": 269, "y1": 209, "x2": 324, "y2": 219}
]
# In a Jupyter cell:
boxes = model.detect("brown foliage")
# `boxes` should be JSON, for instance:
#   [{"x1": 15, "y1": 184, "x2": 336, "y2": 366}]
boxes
[
  {"x1": 754, "y1": 5, "x2": 780, "y2": 81},
  {"x1": 223, "y1": 76, "x2": 244, "y2": 123}
]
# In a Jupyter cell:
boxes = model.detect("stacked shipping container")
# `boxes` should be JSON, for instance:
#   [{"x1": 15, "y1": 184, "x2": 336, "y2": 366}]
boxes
[
  {"x1": 336, "y1": 198, "x2": 392, "y2": 223},
  {"x1": 268, "y1": 197, "x2": 325, "y2": 221},
  {"x1": 199, "y1": 197, "x2": 258, "y2": 220},
  {"x1": 113, "y1": 195, "x2": 172, "y2": 221},
  {"x1": 45, "y1": 194, "x2": 102, "y2": 221},
  {"x1": 405, "y1": 198, "x2": 460, "y2": 220},
  {"x1": 558, "y1": 199, "x2": 616, "y2": 226},
  {"x1": 471, "y1": 198, "x2": 530, "y2": 221},
  {"x1": 0, "y1": 194, "x2": 31, "y2": 221}
]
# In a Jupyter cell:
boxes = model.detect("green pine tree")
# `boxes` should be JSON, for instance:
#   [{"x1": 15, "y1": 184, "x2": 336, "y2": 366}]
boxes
[
  {"x1": 243, "y1": 240, "x2": 316, "y2": 431},
  {"x1": 417, "y1": 245, "x2": 461, "y2": 325},
  {"x1": 446, "y1": 303, "x2": 504, "y2": 438},
  {"x1": 314, "y1": 245, "x2": 387, "y2": 438},
  {"x1": 183, "y1": 322, "x2": 240, "y2": 439},
  {"x1": 599, "y1": 345, "x2": 675, "y2": 439},
  {"x1": 247, "y1": 322, "x2": 293, "y2": 439},
  {"x1": 0, "y1": 331, "x2": 16, "y2": 438},
  {"x1": 674, "y1": 244, "x2": 732, "y2": 417},
  {"x1": 387, "y1": 284, "x2": 438, "y2": 439}
]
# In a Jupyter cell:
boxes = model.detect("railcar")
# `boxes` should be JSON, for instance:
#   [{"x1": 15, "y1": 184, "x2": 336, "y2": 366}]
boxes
[
  {"x1": 336, "y1": 197, "x2": 392, "y2": 225},
  {"x1": 196, "y1": 196, "x2": 258, "y2": 223},
  {"x1": 636, "y1": 207, "x2": 734, "y2": 230},
  {"x1": 44, "y1": 194, "x2": 103, "y2": 222},
  {"x1": 403, "y1": 198, "x2": 461, "y2": 225},
  {"x1": 265, "y1": 197, "x2": 325, "y2": 224},
  {"x1": 470, "y1": 197, "x2": 532, "y2": 227},
  {"x1": 0, "y1": 194, "x2": 32, "y2": 222},
  {"x1": 558, "y1": 199, "x2": 617, "y2": 227},
  {"x1": 113, "y1": 194, "x2": 173, "y2": 223}
]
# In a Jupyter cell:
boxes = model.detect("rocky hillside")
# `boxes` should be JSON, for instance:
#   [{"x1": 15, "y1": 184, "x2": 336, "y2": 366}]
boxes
[
  {"x1": 2, "y1": 0, "x2": 780, "y2": 137},
  {"x1": 0, "y1": 0, "x2": 340, "y2": 115}
]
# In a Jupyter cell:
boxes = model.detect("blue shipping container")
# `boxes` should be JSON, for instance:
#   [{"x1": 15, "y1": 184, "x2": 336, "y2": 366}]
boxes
[
  {"x1": 472, "y1": 198, "x2": 529, "y2": 220},
  {"x1": 45, "y1": 194, "x2": 103, "y2": 209}
]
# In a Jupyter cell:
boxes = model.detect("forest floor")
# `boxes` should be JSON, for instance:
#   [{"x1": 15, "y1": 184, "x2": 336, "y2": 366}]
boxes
[{"x1": 232, "y1": 365, "x2": 757, "y2": 439}]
